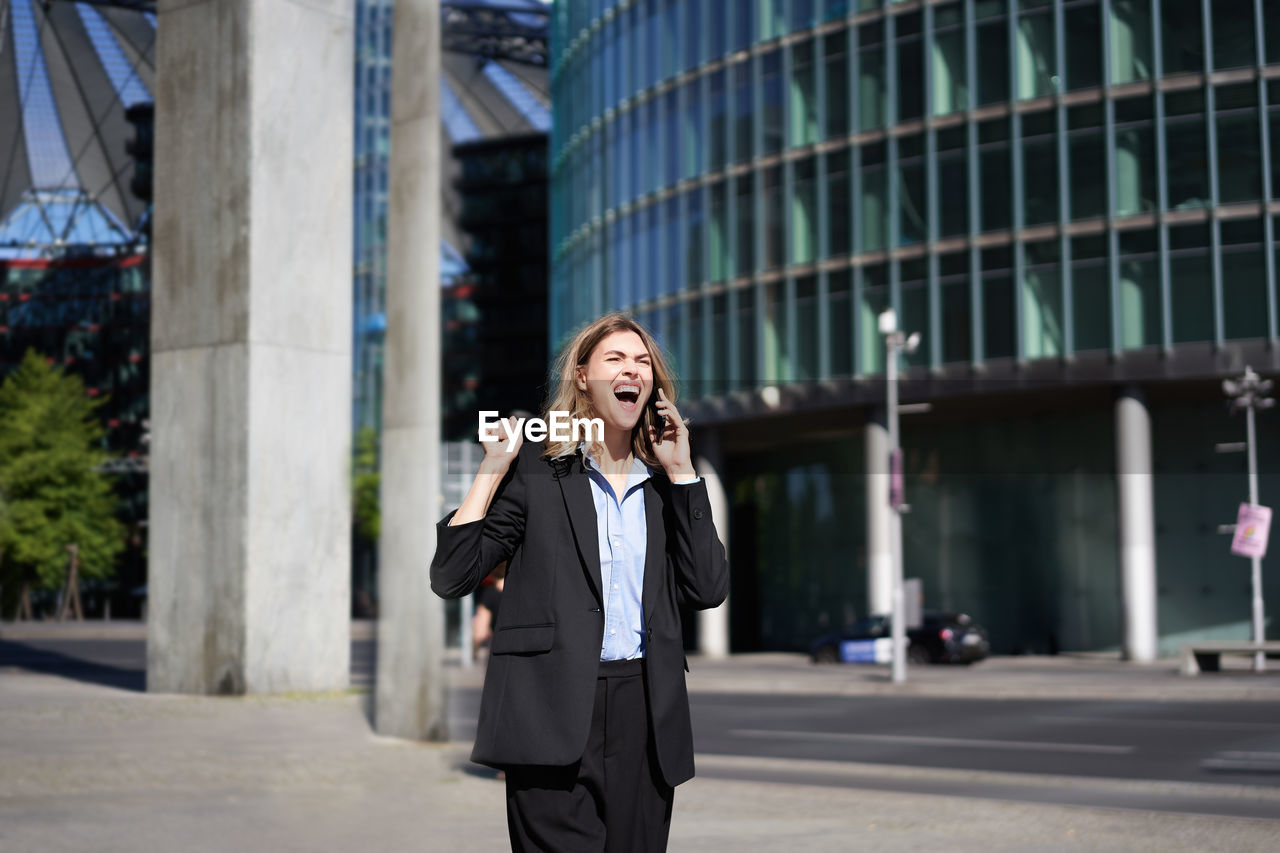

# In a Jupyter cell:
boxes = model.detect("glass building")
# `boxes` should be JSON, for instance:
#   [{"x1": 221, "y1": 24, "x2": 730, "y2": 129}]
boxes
[{"x1": 550, "y1": 1, "x2": 1279, "y2": 655}]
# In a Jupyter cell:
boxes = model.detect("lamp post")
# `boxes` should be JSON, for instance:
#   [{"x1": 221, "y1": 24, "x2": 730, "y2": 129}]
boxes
[
  {"x1": 879, "y1": 309, "x2": 919, "y2": 684},
  {"x1": 1223, "y1": 367, "x2": 1274, "y2": 673}
]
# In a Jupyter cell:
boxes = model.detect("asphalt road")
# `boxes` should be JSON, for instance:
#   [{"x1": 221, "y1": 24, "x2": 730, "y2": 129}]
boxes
[{"x1": 6, "y1": 636, "x2": 1280, "y2": 821}]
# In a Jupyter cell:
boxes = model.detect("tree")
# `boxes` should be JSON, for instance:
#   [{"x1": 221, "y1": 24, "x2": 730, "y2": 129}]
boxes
[
  {"x1": 0, "y1": 351, "x2": 124, "y2": 612},
  {"x1": 352, "y1": 426, "x2": 381, "y2": 544}
]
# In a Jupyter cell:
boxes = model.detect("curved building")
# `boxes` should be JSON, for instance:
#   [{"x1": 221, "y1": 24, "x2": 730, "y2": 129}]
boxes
[{"x1": 550, "y1": 1, "x2": 1279, "y2": 656}]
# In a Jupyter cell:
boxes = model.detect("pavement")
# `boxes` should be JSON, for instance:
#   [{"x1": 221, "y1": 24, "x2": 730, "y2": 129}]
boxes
[{"x1": 2, "y1": 620, "x2": 1280, "y2": 852}]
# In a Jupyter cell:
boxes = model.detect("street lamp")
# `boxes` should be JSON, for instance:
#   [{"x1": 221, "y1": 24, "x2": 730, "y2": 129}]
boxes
[
  {"x1": 879, "y1": 308, "x2": 919, "y2": 684},
  {"x1": 1222, "y1": 366, "x2": 1275, "y2": 673}
]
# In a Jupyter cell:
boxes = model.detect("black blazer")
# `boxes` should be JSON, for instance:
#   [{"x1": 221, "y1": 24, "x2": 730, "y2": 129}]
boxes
[{"x1": 431, "y1": 441, "x2": 729, "y2": 787}]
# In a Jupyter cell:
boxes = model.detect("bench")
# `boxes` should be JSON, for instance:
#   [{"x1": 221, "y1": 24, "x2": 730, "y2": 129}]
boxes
[{"x1": 1180, "y1": 641, "x2": 1280, "y2": 676}]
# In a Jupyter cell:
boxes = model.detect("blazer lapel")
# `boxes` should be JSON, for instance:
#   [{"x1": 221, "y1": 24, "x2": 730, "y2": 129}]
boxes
[
  {"x1": 558, "y1": 457, "x2": 603, "y2": 604},
  {"x1": 641, "y1": 477, "x2": 665, "y2": 623}
]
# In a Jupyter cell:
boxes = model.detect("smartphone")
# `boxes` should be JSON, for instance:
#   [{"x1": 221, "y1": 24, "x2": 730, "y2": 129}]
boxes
[{"x1": 650, "y1": 397, "x2": 666, "y2": 443}]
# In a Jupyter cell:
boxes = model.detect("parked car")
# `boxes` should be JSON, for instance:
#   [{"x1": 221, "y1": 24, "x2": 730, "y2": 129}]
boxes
[{"x1": 810, "y1": 612, "x2": 990, "y2": 665}]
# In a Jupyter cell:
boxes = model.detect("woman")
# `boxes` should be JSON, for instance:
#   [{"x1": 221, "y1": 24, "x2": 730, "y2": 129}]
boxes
[{"x1": 431, "y1": 312, "x2": 728, "y2": 853}]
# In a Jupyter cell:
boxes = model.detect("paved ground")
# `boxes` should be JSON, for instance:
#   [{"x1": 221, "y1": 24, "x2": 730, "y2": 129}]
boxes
[{"x1": 2, "y1": 621, "x2": 1279, "y2": 851}]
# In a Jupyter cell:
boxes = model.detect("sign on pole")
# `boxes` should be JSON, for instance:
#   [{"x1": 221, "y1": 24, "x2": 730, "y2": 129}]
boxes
[{"x1": 1231, "y1": 503, "x2": 1272, "y2": 559}]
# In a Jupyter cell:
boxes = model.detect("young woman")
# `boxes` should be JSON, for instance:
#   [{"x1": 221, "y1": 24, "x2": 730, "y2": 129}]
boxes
[{"x1": 431, "y1": 313, "x2": 728, "y2": 853}]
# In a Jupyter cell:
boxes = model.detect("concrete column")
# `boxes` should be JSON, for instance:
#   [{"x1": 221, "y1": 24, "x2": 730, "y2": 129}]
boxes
[
  {"x1": 695, "y1": 429, "x2": 730, "y2": 659},
  {"x1": 1115, "y1": 387, "x2": 1158, "y2": 661},
  {"x1": 865, "y1": 408, "x2": 893, "y2": 616},
  {"x1": 148, "y1": 0, "x2": 354, "y2": 694},
  {"x1": 376, "y1": 0, "x2": 447, "y2": 740}
]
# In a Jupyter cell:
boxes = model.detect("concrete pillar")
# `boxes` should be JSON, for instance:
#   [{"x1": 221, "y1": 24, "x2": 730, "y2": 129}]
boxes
[
  {"x1": 148, "y1": 0, "x2": 354, "y2": 694},
  {"x1": 1115, "y1": 387, "x2": 1158, "y2": 661},
  {"x1": 695, "y1": 430, "x2": 730, "y2": 659},
  {"x1": 376, "y1": 0, "x2": 447, "y2": 739},
  {"x1": 865, "y1": 408, "x2": 893, "y2": 616}
]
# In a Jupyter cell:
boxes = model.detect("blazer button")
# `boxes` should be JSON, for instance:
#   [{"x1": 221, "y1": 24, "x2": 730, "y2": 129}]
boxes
[{"x1": 692, "y1": 508, "x2": 704, "y2": 520}]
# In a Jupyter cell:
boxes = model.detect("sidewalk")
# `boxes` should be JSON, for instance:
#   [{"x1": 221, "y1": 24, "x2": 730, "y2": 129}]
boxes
[
  {"x1": 2, "y1": 667, "x2": 1277, "y2": 853},
  {"x1": 2, "y1": 623, "x2": 1279, "y2": 851}
]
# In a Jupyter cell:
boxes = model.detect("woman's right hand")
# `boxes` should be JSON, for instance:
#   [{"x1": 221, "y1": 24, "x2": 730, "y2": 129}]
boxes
[
  {"x1": 451, "y1": 416, "x2": 524, "y2": 526},
  {"x1": 479, "y1": 415, "x2": 523, "y2": 471}
]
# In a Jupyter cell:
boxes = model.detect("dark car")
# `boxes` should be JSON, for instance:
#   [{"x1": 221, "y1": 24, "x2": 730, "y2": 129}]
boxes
[{"x1": 810, "y1": 611, "x2": 990, "y2": 665}]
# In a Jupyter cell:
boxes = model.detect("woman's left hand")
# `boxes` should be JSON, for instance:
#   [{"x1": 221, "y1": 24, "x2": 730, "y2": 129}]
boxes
[{"x1": 649, "y1": 387, "x2": 695, "y2": 480}]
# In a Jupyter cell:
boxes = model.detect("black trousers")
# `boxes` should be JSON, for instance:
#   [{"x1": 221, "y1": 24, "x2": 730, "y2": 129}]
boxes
[{"x1": 503, "y1": 659, "x2": 674, "y2": 853}]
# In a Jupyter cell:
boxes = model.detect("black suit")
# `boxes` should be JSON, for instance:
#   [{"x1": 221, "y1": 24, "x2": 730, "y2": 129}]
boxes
[{"x1": 430, "y1": 441, "x2": 729, "y2": 788}]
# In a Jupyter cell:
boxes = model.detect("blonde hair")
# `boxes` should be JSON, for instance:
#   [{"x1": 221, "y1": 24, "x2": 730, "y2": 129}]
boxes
[{"x1": 542, "y1": 312, "x2": 679, "y2": 468}]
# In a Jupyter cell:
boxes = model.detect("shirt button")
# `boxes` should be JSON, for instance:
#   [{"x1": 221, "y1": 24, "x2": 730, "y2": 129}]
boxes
[
  {"x1": 613, "y1": 584, "x2": 619, "y2": 590},
  {"x1": 610, "y1": 629, "x2": 616, "y2": 635}
]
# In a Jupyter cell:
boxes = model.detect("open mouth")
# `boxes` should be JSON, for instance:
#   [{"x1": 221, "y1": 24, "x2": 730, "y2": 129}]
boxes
[{"x1": 613, "y1": 383, "x2": 641, "y2": 409}]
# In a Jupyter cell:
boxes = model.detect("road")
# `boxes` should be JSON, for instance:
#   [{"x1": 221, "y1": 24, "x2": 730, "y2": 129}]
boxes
[{"x1": 4, "y1": 635, "x2": 1279, "y2": 821}]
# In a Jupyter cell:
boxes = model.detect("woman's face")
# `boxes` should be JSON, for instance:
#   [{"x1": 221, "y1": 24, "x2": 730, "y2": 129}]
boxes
[{"x1": 577, "y1": 330, "x2": 653, "y2": 434}]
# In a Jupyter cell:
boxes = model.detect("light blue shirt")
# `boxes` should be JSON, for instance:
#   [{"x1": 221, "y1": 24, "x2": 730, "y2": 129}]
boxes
[{"x1": 581, "y1": 447, "x2": 652, "y2": 661}]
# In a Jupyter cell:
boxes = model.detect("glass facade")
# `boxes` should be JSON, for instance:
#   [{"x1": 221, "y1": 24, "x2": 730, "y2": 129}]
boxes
[
  {"x1": 551, "y1": 1, "x2": 1280, "y2": 381},
  {"x1": 551, "y1": 1, "x2": 1280, "y2": 655}
]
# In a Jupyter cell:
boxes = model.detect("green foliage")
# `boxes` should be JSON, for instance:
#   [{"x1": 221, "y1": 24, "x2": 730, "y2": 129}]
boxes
[
  {"x1": 0, "y1": 350, "x2": 124, "y2": 592},
  {"x1": 352, "y1": 426, "x2": 381, "y2": 544}
]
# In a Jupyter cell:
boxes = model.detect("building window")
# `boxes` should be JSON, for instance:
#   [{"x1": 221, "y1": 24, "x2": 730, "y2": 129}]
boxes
[
  {"x1": 686, "y1": 188, "x2": 704, "y2": 290},
  {"x1": 1109, "y1": 0, "x2": 1152, "y2": 84},
  {"x1": 763, "y1": 50, "x2": 785, "y2": 156},
  {"x1": 684, "y1": 80, "x2": 703, "y2": 180},
  {"x1": 763, "y1": 166, "x2": 785, "y2": 270},
  {"x1": 738, "y1": 286, "x2": 758, "y2": 389},
  {"x1": 1212, "y1": 0, "x2": 1257, "y2": 71},
  {"x1": 791, "y1": 157, "x2": 818, "y2": 265},
  {"x1": 1114, "y1": 96, "x2": 1156, "y2": 217},
  {"x1": 1222, "y1": 219, "x2": 1269, "y2": 340},
  {"x1": 684, "y1": 0, "x2": 702, "y2": 71},
  {"x1": 1071, "y1": 235, "x2": 1110, "y2": 351},
  {"x1": 1016, "y1": 1, "x2": 1057, "y2": 100},
  {"x1": 1022, "y1": 109, "x2": 1059, "y2": 227},
  {"x1": 859, "y1": 264, "x2": 888, "y2": 373},
  {"x1": 860, "y1": 141, "x2": 887, "y2": 251},
  {"x1": 824, "y1": 31, "x2": 849, "y2": 138},
  {"x1": 664, "y1": 89, "x2": 681, "y2": 188},
  {"x1": 790, "y1": 40, "x2": 819, "y2": 148},
  {"x1": 1117, "y1": 229, "x2": 1161, "y2": 348},
  {"x1": 982, "y1": 246, "x2": 1015, "y2": 359},
  {"x1": 825, "y1": 148, "x2": 852, "y2": 257},
  {"x1": 796, "y1": 276, "x2": 818, "y2": 381},
  {"x1": 665, "y1": 196, "x2": 682, "y2": 297},
  {"x1": 976, "y1": 4, "x2": 1010, "y2": 106},
  {"x1": 709, "y1": 70, "x2": 728, "y2": 172},
  {"x1": 733, "y1": 60, "x2": 753, "y2": 165},
  {"x1": 899, "y1": 133, "x2": 927, "y2": 246},
  {"x1": 938, "y1": 126, "x2": 968, "y2": 237},
  {"x1": 1165, "y1": 90, "x2": 1209, "y2": 210},
  {"x1": 940, "y1": 251, "x2": 971, "y2": 363},
  {"x1": 763, "y1": 281, "x2": 789, "y2": 382},
  {"x1": 897, "y1": 11, "x2": 924, "y2": 122},
  {"x1": 900, "y1": 257, "x2": 929, "y2": 367},
  {"x1": 828, "y1": 270, "x2": 853, "y2": 377},
  {"x1": 1068, "y1": 103, "x2": 1106, "y2": 220},
  {"x1": 1168, "y1": 223, "x2": 1214, "y2": 344},
  {"x1": 932, "y1": 2, "x2": 967, "y2": 117},
  {"x1": 1216, "y1": 85, "x2": 1262, "y2": 205},
  {"x1": 1161, "y1": 0, "x2": 1204, "y2": 74},
  {"x1": 709, "y1": 180, "x2": 729, "y2": 282},
  {"x1": 736, "y1": 173, "x2": 755, "y2": 277},
  {"x1": 1022, "y1": 240, "x2": 1063, "y2": 359},
  {"x1": 979, "y1": 118, "x2": 1011, "y2": 232},
  {"x1": 858, "y1": 21, "x2": 885, "y2": 131}
]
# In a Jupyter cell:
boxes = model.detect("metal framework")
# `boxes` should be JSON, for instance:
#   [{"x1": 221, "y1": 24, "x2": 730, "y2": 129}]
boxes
[{"x1": 442, "y1": 2, "x2": 548, "y2": 68}]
